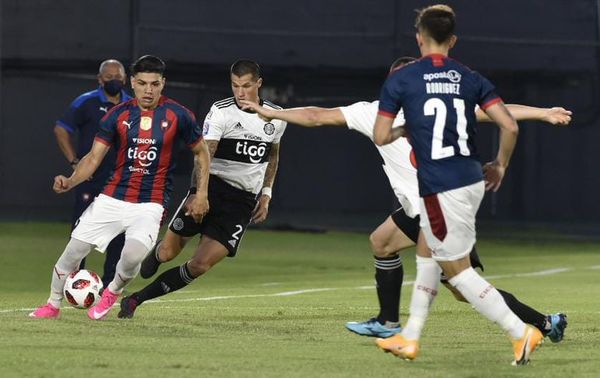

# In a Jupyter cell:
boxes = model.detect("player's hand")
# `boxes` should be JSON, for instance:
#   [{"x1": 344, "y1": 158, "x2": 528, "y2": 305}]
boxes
[
  {"x1": 185, "y1": 193, "x2": 209, "y2": 223},
  {"x1": 543, "y1": 107, "x2": 572, "y2": 126},
  {"x1": 238, "y1": 100, "x2": 273, "y2": 122},
  {"x1": 53, "y1": 175, "x2": 72, "y2": 193},
  {"x1": 482, "y1": 160, "x2": 506, "y2": 192},
  {"x1": 251, "y1": 195, "x2": 270, "y2": 224}
]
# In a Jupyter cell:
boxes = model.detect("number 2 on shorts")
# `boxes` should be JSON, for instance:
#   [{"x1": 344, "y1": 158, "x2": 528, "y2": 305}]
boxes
[{"x1": 231, "y1": 224, "x2": 243, "y2": 240}]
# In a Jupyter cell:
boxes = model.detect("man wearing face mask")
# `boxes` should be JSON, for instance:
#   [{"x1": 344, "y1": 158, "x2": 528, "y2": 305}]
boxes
[{"x1": 53, "y1": 59, "x2": 132, "y2": 288}]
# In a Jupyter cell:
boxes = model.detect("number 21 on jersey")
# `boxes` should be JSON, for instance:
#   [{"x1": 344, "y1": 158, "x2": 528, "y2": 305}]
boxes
[{"x1": 424, "y1": 98, "x2": 470, "y2": 160}]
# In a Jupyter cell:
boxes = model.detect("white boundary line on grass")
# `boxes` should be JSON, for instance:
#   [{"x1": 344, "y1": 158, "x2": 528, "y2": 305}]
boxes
[
  {"x1": 0, "y1": 266, "x2": 574, "y2": 314},
  {"x1": 483, "y1": 267, "x2": 572, "y2": 280},
  {"x1": 147, "y1": 288, "x2": 338, "y2": 304}
]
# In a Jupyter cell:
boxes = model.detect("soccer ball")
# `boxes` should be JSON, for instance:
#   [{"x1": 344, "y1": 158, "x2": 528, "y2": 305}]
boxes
[{"x1": 63, "y1": 269, "x2": 103, "y2": 309}]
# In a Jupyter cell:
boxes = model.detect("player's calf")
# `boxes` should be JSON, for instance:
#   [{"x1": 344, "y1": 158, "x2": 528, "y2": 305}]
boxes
[
  {"x1": 186, "y1": 258, "x2": 215, "y2": 277},
  {"x1": 140, "y1": 240, "x2": 163, "y2": 279},
  {"x1": 369, "y1": 232, "x2": 397, "y2": 257}
]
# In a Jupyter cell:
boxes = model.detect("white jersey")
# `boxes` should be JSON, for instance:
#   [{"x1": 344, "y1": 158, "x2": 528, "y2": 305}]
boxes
[
  {"x1": 203, "y1": 97, "x2": 287, "y2": 194},
  {"x1": 339, "y1": 101, "x2": 420, "y2": 218}
]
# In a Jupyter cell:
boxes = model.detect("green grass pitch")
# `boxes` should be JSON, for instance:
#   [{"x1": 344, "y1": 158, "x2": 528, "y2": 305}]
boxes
[{"x1": 1, "y1": 222, "x2": 599, "y2": 377}]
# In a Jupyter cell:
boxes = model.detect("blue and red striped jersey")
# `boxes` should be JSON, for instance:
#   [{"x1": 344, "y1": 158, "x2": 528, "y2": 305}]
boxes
[
  {"x1": 95, "y1": 95, "x2": 203, "y2": 207},
  {"x1": 378, "y1": 54, "x2": 501, "y2": 196}
]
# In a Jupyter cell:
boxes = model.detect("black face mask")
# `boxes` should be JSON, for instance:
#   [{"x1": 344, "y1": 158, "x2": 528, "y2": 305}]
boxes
[{"x1": 103, "y1": 79, "x2": 124, "y2": 96}]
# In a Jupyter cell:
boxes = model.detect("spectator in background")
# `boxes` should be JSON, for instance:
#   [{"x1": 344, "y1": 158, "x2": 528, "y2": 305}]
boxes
[{"x1": 53, "y1": 59, "x2": 131, "y2": 288}]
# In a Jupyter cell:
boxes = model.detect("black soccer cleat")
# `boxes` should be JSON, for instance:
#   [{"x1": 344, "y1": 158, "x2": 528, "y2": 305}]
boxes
[
  {"x1": 117, "y1": 295, "x2": 139, "y2": 319},
  {"x1": 140, "y1": 242, "x2": 162, "y2": 279}
]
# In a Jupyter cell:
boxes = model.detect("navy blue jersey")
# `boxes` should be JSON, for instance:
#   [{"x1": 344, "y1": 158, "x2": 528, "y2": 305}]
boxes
[
  {"x1": 378, "y1": 54, "x2": 501, "y2": 196},
  {"x1": 56, "y1": 87, "x2": 132, "y2": 185},
  {"x1": 95, "y1": 96, "x2": 203, "y2": 208}
]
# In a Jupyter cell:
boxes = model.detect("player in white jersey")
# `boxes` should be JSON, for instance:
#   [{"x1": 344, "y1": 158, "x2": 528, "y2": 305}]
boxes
[
  {"x1": 239, "y1": 57, "x2": 571, "y2": 341},
  {"x1": 118, "y1": 60, "x2": 287, "y2": 319}
]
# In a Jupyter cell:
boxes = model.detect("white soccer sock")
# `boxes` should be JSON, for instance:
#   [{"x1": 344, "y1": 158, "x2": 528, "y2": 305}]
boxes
[
  {"x1": 448, "y1": 267, "x2": 526, "y2": 339},
  {"x1": 108, "y1": 239, "x2": 149, "y2": 294},
  {"x1": 401, "y1": 256, "x2": 442, "y2": 340},
  {"x1": 48, "y1": 238, "x2": 93, "y2": 308}
]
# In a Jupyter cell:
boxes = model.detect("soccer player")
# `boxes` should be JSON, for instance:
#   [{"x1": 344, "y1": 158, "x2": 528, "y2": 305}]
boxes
[
  {"x1": 29, "y1": 55, "x2": 210, "y2": 321},
  {"x1": 373, "y1": 5, "x2": 543, "y2": 364},
  {"x1": 117, "y1": 60, "x2": 287, "y2": 319},
  {"x1": 54, "y1": 59, "x2": 131, "y2": 288},
  {"x1": 239, "y1": 60, "x2": 570, "y2": 343}
]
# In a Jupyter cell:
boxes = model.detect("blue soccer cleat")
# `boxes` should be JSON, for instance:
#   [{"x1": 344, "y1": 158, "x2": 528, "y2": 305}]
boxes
[
  {"x1": 345, "y1": 318, "x2": 401, "y2": 338},
  {"x1": 546, "y1": 313, "x2": 568, "y2": 343}
]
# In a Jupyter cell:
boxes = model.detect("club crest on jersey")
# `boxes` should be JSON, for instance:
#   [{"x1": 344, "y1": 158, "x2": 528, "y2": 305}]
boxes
[
  {"x1": 263, "y1": 123, "x2": 275, "y2": 135},
  {"x1": 140, "y1": 116, "x2": 152, "y2": 131}
]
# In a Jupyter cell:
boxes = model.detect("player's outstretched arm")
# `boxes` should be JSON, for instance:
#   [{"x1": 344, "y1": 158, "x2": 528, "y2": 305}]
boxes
[
  {"x1": 373, "y1": 114, "x2": 406, "y2": 146},
  {"x1": 252, "y1": 143, "x2": 280, "y2": 224},
  {"x1": 239, "y1": 99, "x2": 346, "y2": 127},
  {"x1": 476, "y1": 104, "x2": 572, "y2": 126},
  {"x1": 53, "y1": 139, "x2": 110, "y2": 194},
  {"x1": 185, "y1": 139, "x2": 210, "y2": 222},
  {"x1": 481, "y1": 102, "x2": 519, "y2": 192}
]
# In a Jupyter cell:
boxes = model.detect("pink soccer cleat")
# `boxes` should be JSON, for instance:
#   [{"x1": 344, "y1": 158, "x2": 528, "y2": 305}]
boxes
[
  {"x1": 87, "y1": 288, "x2": 119, "y2": 320},
  {"x1": 29, "y1": 303, "x2": 60, "y2": 319}
]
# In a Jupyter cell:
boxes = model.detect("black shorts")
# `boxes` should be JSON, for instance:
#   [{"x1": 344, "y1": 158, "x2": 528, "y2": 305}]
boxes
[
  {"x1": 168, "y1": 175, "x2": 257, "y2": 257},
  {"x1": 390, "y1": 207, "x2": 485, "y2": 276},
  {"x1": 390, "y1": 207, "x2": 420, "y2": 243}
]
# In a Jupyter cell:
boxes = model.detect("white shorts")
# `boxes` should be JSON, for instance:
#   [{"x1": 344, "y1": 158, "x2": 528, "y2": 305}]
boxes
[
  {"x1": 71, "y1": 194, "x2": 164, "y2": 252},
  {"x1": 419, "y1": 181, "x2": 484, "y2": 261}
]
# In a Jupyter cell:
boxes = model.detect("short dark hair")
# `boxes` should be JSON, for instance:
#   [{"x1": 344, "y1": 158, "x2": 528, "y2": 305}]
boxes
[
  {"x1": 389, "y1": 56, "x2": 417, "y2": 71},
  {"x1": 415, "y1": 4, "x2": 455, "y2": 44},
  {"x1": 131, "y1": 55, "x2": 166, "y2": 76},
  {"x1": 230, "y1": 59, "x2": 261, "y2": 80}
]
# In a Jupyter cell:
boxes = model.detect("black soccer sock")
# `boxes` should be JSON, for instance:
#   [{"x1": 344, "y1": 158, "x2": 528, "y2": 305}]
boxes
[
  {"x1": 134, "y1": 263, "x2": 195, "y2": 304},
  {"x1": 374, "y1": 254, "x2": 404, "y2": 324},
  {"x1": 498, "y1": 289, "x2": 550, "y2": 334}
]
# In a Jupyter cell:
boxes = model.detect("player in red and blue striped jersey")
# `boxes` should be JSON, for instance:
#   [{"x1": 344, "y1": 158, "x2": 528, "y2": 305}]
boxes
[
  {"x1": 95, "y1": 88, "x2": 201, "y2": 208},
  {"x1": 373, "y1": 5, "x2": 543, "y2": 365},
  {"x1": 29, "y1": 55, "x2": 211, "y2": 321}
]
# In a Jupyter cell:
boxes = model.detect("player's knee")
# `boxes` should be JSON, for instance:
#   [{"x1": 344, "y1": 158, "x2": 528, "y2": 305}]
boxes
[
  {"x1": 369, "y1": 231, "x2": 392, "y2": 257},
  {"x1": 186, "y1": 258, "x2": 213, "y2": 278},
  {"x1": 119, "y1": 251, "x2": 143, "y2": 269},
  {"x1": 443, "y1": 282, "x2": 468, "y2": 303}
]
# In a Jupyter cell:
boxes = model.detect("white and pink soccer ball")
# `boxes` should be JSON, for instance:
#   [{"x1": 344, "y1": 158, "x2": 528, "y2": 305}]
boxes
[{"x1": 63, "y1": 270, "x2": 103, "y2": 309}]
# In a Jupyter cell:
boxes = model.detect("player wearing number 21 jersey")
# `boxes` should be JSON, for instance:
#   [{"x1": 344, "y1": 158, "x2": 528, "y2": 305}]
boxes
[
  {"x1": 373, "y1": 5, "x2": 543, "y2": 364},
  {"x1": 378, "y1": 55, "x2": 499, "y2": 197}
]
